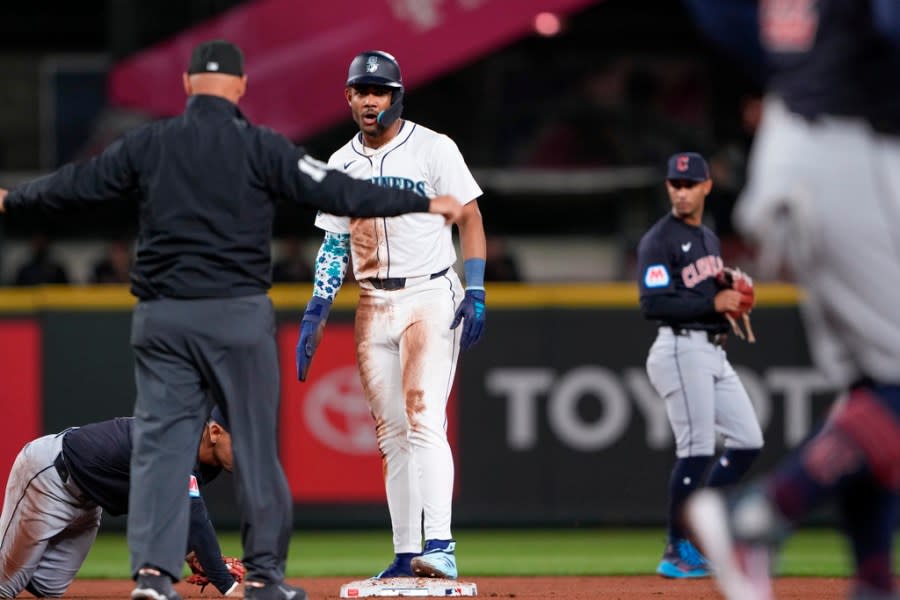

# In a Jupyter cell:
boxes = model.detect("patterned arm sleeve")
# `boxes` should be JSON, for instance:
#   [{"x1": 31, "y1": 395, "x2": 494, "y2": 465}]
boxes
[{"x1": 313, "y1": 231, "x2": 351, "y2": 302}]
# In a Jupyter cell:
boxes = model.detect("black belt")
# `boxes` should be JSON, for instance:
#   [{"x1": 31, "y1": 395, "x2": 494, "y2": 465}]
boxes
[
  {"x1": 365, "y1": 267, "x2": 449, "y2": 291},
  {"x1": 54, "y1": 452, "x2": 70, "y2": 483},
  {"x1": 669, "y1": 326, "x2": 728, "y2": 347}
]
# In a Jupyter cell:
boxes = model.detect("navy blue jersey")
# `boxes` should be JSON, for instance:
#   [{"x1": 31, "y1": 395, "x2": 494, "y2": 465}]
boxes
[
  {"x1": 637, "y1": 213, "x2": 727, "y2": 332},
  {"x1": 686, "y1": 0, "x2": 900, "y2": 134},
  {"x1": 61, "y1": 417, "x2": 235, "y2": 593},
  {"x1": 764, "y1": 0, "x2": 900, "y2": 133}
]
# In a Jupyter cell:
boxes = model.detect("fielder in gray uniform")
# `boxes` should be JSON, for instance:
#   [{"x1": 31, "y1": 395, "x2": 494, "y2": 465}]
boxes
[{"x1": 636, "y1": 152, "x2": 764, "y2": 579}]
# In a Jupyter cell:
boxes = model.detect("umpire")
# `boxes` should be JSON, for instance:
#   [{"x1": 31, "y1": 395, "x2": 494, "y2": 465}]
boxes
[{"x1": 0, "y1": 40, "x2": 462, "y2": 600}]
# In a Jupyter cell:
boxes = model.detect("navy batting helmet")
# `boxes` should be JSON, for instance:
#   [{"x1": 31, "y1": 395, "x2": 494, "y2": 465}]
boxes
[
  {"x1": 346, "y1": 50, "x2": 404, "y2": 127},
  {"x1": 346, "y1": 50, "x2": 403, "y2": 89}
]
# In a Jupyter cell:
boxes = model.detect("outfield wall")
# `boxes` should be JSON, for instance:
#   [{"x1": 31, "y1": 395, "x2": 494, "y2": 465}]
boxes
[{"x1": 0, "y1": 283, "x2": 838, "y2": 527}]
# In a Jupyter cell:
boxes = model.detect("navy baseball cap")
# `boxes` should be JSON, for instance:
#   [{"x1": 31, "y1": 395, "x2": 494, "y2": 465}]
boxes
[
  {"x1": 209, "y1": 406, "x2": 231, "y2": 433},
  {"x1": 187, "y1": 40, "x2": 244, "y2": 77},
  {"x1": 666, "y1": 152, "x2": 710, "y2": 182}
]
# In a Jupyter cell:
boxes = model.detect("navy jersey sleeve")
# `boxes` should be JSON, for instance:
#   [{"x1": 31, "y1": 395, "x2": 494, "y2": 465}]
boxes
[
  {"x1": 637, "y1": 235, "x2": 675, "y2": 297},
  {"x1": 186, "y1": 478, "x2": 236, "y2": 595},
  {"x1": 637, "y1": 230, "x2": 716, "y2": 321},
  {"x1": 4, "y1": 130, "x2": 143, "y2": 213},
  {"x1": 258, "y1": 131, "x2": 430, "y2": 217}
]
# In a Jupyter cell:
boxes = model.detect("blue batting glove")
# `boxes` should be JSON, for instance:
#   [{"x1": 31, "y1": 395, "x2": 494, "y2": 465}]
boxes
[
  {"x1": 450, "y1": 289, "x2": 486, "y2": 351},
  {"x1": 296, "y1": 296, "x2": 332, "y2": 381}
]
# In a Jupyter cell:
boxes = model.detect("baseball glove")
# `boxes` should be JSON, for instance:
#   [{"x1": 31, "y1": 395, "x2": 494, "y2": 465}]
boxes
[
  {"x1": 716, "y1": 266, "x2": 757, "y2": 342},
  {"x1": 185, "y1": 551, "x2": 246, "y2": 594}
]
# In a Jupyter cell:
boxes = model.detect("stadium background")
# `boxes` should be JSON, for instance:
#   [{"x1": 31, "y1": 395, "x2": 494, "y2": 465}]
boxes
[{"x1": 0, "y1": 0, "x2": 833, "y2": 531}]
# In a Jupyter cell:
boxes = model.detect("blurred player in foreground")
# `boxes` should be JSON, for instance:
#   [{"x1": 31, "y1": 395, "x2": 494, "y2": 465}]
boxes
[{"x1": 685, "y1": 1, "x2": 900, "y2": 599}]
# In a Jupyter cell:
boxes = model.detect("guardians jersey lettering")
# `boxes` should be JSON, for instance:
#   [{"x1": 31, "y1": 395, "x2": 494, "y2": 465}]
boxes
[
  {"x1": 636, "y1": 213, "x2": 728, "y2": 331},
  {"x1": 761, "y1": 0, "x2": 819, "y2": 52},
  {"x1": 682, "y1": 255, "x2": 724, "y2": 288}
]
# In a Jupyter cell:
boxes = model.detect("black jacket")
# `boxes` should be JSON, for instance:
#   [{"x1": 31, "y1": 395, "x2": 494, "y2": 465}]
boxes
[{"x1": 4, "y1": 95, "x2": 429, "y2": 299}]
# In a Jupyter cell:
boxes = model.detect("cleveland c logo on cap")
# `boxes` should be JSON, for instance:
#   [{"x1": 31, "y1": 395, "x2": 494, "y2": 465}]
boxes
[{"x1": 677, "y1": 155, "x2": 689, "y2": 172}]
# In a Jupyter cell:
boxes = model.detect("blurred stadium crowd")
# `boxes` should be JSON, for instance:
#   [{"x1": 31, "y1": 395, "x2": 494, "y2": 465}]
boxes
[{"x1": 0, "y1": 0, "x2": 764, "y2": 285}]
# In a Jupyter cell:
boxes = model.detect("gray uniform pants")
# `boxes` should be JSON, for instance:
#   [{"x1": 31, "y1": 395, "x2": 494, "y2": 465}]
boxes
[
  {"x1": 128, "y1": 294, "x2": 290, "y2": 584},
  {"x1": 647, "y1": 328, "x2": 763, "y2": 458},
  {"x1": 0, "y1": 433, "x2": 101, "y2": 598}
]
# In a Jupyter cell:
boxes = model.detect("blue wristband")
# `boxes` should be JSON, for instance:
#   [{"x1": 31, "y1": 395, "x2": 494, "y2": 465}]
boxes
[{"x1": 463, "y1": 258, "x2": 486, "y2": 289}]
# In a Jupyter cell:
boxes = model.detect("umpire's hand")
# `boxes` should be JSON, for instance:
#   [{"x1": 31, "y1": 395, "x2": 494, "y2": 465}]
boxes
[
  {"x1": 0, "y1": 188, "x2": 7, "y2": 212},
  {"x1": 428, "y1": 195, "x2": 464, "y2": 224}
]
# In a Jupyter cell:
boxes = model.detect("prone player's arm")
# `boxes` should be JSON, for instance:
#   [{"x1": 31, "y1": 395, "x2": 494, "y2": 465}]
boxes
[{"x1": 186, "y1": 497, "x2": 238, "y2": 595}]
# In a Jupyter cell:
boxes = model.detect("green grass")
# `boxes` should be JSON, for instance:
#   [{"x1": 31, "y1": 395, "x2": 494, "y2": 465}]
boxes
[{"x1": 79, "y1": 528, "x2": 889, "y2": 579}]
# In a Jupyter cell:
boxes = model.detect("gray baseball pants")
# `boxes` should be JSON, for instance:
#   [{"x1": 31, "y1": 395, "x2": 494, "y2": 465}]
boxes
[{"x1": 128, "y1": 294, "x2": 290, "y2": 584}]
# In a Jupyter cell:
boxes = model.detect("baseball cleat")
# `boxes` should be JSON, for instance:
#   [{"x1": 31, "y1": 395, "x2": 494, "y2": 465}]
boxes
[
  {"x1": 411, "y1": 539, "x2": 458, "y2": 579},
  {"x1": 131, "y1": 569, "x2": 183, "y2": 600},
  {"x1": 374, "y1": 552, "x2": 419, "y2": 578},
  {"x1": 243, "y1": 581, "x2": 308, "y2": 600},
  {"x1": 686, "y1": 488, "x2": 776, "y2": 600},
  {"x1": 656, "y1": 539, "x2": 710, "y2": 578}
]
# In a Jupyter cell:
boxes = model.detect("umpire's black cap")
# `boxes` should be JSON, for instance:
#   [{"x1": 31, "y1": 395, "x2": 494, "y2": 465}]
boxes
[
  {"x1": 209, "y1": 405, "x2": 231, "y2": 433},
  {"x1": 188, "y1": 40, "x2": 244, "y2": 77}
]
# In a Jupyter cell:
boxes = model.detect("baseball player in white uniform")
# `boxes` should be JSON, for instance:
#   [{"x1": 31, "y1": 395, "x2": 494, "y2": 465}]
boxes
[{"x1": 295, "y1": 50, "x2": 486, "y2": 581}]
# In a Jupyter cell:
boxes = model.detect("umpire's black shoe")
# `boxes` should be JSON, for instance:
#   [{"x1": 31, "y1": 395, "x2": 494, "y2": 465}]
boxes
[
  {"x1": 243, "y1": 581, "x2": 307, "y2": 600},
  {"x1": 131, "y1": 568, "x2": 183, "y2": 600}
]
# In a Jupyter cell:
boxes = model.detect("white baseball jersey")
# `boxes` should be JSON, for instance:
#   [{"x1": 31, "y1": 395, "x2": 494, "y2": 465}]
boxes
[{"x1": 315, "y1": 121, "x2": 482, "y2": 280}]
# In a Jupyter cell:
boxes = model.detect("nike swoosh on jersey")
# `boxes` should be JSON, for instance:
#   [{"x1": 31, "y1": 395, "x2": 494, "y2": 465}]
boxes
[
  {"x1": 343, "y1": 160, "x2": 355, "y2": 170},
  {"x1": 681, "y1": 242, "x2": 692, "y2": 252}
]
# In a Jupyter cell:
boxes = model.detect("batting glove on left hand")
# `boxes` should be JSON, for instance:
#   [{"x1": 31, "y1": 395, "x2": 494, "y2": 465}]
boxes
[
  {"x1": 296, "y1": 296, "x2": 332, "y2": 381},
  {"x1": 450, "y1": 289, "x2": 486, "y2": 351}
]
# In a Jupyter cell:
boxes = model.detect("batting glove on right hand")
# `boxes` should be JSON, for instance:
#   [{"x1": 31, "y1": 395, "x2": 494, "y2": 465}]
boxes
[
  {"x1": 450, "y1": 289, "x2": 486, "y2": 351},
  {"x1": 296, "y1": 296, "x2": 332, "y2": 381}
]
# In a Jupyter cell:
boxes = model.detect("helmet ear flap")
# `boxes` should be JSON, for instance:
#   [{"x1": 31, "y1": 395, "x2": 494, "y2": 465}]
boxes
[{"x1": 377, "y1": 87, "x2": 404, "y2": 127}]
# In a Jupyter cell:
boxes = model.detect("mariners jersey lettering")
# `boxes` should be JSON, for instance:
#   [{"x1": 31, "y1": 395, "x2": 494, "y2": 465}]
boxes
[
  {"x1": 316, "y1": 121, "x2": 482, "y2": 280},
  {"x1": 637, "y1": 213, "x2": 726, "y2": 331}
]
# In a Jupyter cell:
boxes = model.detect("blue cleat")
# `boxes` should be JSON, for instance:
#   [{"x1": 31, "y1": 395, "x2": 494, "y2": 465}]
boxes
[
  {"x1": 411, "y1": 539, "x2": 458, "y2": 579},
  {"x1": 656, "y1": 539, "x2": 710, "y2": 579},
  {"x1": 375, "y1": 552, "x2": 419, "y2": 578}
]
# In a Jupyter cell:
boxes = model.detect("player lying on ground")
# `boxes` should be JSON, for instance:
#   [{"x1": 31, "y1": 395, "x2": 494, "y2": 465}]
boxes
[{"x1": 0, "y1": 407, "x2": 243, "y2": 598}]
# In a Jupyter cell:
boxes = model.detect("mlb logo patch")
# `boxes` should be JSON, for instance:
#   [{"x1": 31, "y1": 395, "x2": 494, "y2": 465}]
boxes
[
  {"x1": 188, "y1": 475, "x2": 200, "y2": 498},
  {"x1": 644, "y1": 264, "x2": 670, "y2": 288}
]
